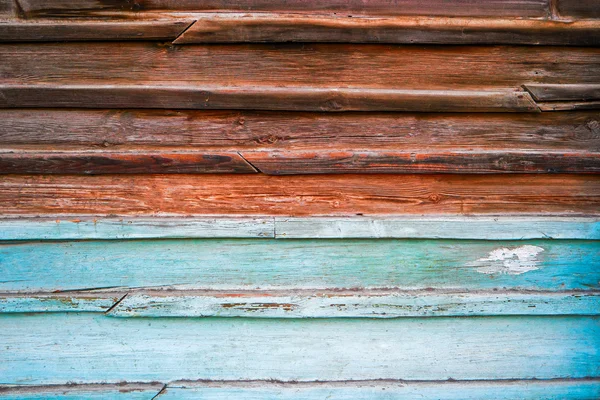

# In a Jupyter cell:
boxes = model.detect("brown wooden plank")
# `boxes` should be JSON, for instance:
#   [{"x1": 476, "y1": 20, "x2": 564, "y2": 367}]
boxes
[
  {"x1": 0, "y1": 0, "x2": 16, "y2": 18},
  {"x1": 0, "y1": 19, "x2": 194, "y2": 42},
  {"x1": 1, "y1": 174, "x2": 598, "y2": 216},
  {"x1": 1, "y1": 110, "x2": 598, "y2": 151},
  {"x1": 525, "y1": 84, "x2": 600, "y2": 101},
  {"x1": 175, "y1": 15, "x2": 600, "y2": 46},
  {"x1": 538, "y1": 101, "x2": 600, "y2": 111},
  {"x1": 556, "y1": 0, "x2": 600, "y2": 19},
  {"x1": 1, "y1": 43, "x2": 597, "y2": 89},
  {"x1": 0, "y1": 85, "x2": 539, "y2": 112},
  {"x1": 0, "y1": 151, "x2": 257, "y2": 174},
  {"x1": 242, "y1": 150, "x2": 600, "y2": 174},
  {"x1": 16, "y1": 0, "x2": 550, "y2": 18}
]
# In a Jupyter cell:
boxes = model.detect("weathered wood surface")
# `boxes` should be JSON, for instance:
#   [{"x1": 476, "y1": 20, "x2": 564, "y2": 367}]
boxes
[
  {"x1": 537, "y1": 101, "x2": 600, "y2": 111},
  {"x1": 2, "y1": 110, "x2": 597, "y2": 150},
  {"x1": 0, "y1": 384, "x2": 163, "y2": 399},
  {"x1": 0, "y1": 292, "x2": 123, "y2": 313},
  {"x1": 158, "y1": 380, "x2": 600, "y2": 400},
  {"x1": 175, "y1": 15, "x2": 600, "y2": 45},
  {"x1": 1, "y1": 314, "x2": 598, "y2": 383},
  {"x1": 1, "y1": 175, "x2": 598, "y2": 216},
  {"x1": 1, "y1": 217, "x2": 597, "y2": 240},
  {"x1": 1, "y1": 239, "x2": 597, "y2": 292},
  {"x1": 0, "y1": 151, "x2": 257, "y2": 174},
  {"x1": 556, "y1": 0, "x2": 600, "y2": 19},
  {"x1": 14, "y1": 0, "x2": 550, "y2": 18},
  {"x1": 0, "y1": 19, "x2": 194, "y2": 42},
  {"x1": 525, "y1": 84, "x2": 600, "y2": 102}
]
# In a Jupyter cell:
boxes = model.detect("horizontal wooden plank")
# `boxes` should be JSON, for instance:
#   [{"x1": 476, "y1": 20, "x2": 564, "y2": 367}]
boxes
[
  {"x1": 0, "y1": 85, "x2": 540, "y2": 112},
  {"x1": 175, "y1": 15, "x2": 600, "y2": 45},
  {"x1": 1, "y1": 314, "x2": 598, "y2": 383},
  {"x1": 0, "y1": 384, "x2": 163, "y2": 399},
  {"x1": 159, "y1": 380, "x2": 600, "y2": 400},
  {"x1": 0, "y1": 292, "x2": 123, "y2": 313},
  {"x1": 0, "y1": 19, "x2": 194, "y2": 42},
  {"x1": 525, "y1": 84, "x2": 600, "y2": 101},
  {"x1": 1, "y1": 239, "x2": 597, "y2": 292},
  {"x1": 556, "y1": 0, "x2": 600, "y2": 19},
  {"x1": 2, "y1": 110, "x2": 598, "y2": 151},
  {"x1": 1, "y1": 43, "x2": 597, "y2": 89},
  {"x1": 242, "y1": 150, "x2": 600, "y2": 174},
  {"x1": 1, "y1": 174, "x2": 598, "y2": 216},
  {"x1": 537, "y1": 101, "x2": 600, "y2": 111},
  {"x1": 0, "y1": 151, "x2": 257, "y2": 174},
  {"x1": 1, "y1": 217, "x2": 597, "y2": 240},
  {"x1": 107, "y1": 290, "x2": 600, "y2": 318},
  {"x1": 15, "y1": 0, "x2": 550, "y2": 18}
]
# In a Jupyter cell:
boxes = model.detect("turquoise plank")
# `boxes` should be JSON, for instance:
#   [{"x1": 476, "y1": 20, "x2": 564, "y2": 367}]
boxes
[
  {"x1": 0, "y1": 384, "x2": 161, "y2": 399},
  {"x1": 0, "y1": 314, "x2": 598, "y2": 384},
  {"x1": 0, "y1": 239, "x2": 597, "y2": 291},
  {"x1": 159, "y1": 380, "x2": 600, "y2": 400}
]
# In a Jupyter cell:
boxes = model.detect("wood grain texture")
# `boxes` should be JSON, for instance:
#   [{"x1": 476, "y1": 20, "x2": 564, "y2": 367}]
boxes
[
  {"x1": 1, "y1": 239, "x2": 597, "y2": 292},
  {"x1": 0, "y1": 292, "x2": 123, "y2": 313},
  {"x1": 525, "y1": 84, "x2": 600, "y2": 101},
  {"x1": 1, "y1": 314, "x2": 598, "y2": 383},
  {"x1": 0, "y1": 85, "x2": 540, "y2": 112},
  {"x1": 15, "y1": 0, "x2": 550, "y2": 17},
  {"x1": 175, "y1": 15, "x2": 600, "y2": 46},
  {"x1": 0, "y1": 384, "x2": 163, "y2": 399},
  {"x1": 2, "y1": 110, "x2": 598, "y2": 151},
  {"x1": 157, "y1": 380, "x2": 600, "y2": 400},
  {"x1": 0, "y1": 151, "x2": 257, "y2": 174},
  {"x1": 1, "y1": 174, "x2": 598, "y2": 216},
  {"x1": 556, "y1": 0, "x2": 600, "y2": 19},
  {"x1": 0, "y1": 19, "x2": 194, "y2": 42},
  {"x1": 1, "y1": 217, "x2": 597, "y2": 240},
  {"x1": 242, "y1": 150, "x2": 600, "y2": 174}
]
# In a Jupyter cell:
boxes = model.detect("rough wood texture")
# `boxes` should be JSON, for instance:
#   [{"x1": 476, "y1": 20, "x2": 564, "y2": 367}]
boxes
[
  {"x1": 0, "y1": 19, "x2": 194, "y2": 42},
  {"x1": 15, "y1": 0, "x2": 550, "y2": 17},
  {"x1": 0, "y1": 292, "x2": 124, "y2": 313},
  {"x1": 524, "y1": 84, "x2": 600, "y2": 101},
  {"x1": 1, "y1": 314, "x2": 598, "y2": 383},
  {"x1": 1, "y1": 239, "x2": 597, "y2": 292},
  {"x1": 2, "y1": 110, "x2": 597, "y2": 151},
  {"x1": 0, "y1": 384, "x2": 164, "y2": 399},
  {"x1": 1, "y1": 174, "x2": 598, "y2": 216},
  {"x1": 556, "y1": 0, "x2": 600, "y2": 19},
  {"x1": 1, "y1": 217, "x2": 597, "y2": 240},
  {"x1": 175, "y1": 15, "x2": 600, "y2": 46},
  {"x1": 0, "y1": 151, "x2": 258, "y2": 174},
  {"x1": 157, "y1": 380, "x2": 600, "y2": 400}
]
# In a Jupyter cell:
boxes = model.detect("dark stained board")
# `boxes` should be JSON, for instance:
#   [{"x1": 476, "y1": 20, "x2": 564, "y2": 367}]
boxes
[{"x1": 556, "y1": 0, "x2": 600, "y2": 19}]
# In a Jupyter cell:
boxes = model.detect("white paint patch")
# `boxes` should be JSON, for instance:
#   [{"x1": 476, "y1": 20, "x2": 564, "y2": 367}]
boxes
[{"x1": 467, "y1": 245, "x2": 545, "y2": 275}]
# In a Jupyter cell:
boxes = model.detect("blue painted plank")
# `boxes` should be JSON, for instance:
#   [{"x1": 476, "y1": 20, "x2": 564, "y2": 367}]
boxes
[
  {"x1": 0, "y1": 293, "x2": 123, "y2": 313},
  {"x1": 158, "y1": 380, "x2": 600, "y2": 400},
  {"x1": 0, "y1": 314, "x2": 598, "y2": 384},
  {"x1": 0, "y1": 239, "x2": 597, "y2": 292},
  {"x1": 0, "y1": 384, "x2": 161, "y2": 399}
]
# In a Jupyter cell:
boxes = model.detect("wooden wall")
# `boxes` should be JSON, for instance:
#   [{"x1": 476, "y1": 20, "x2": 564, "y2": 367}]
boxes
[{"x1": 0, "y1": 0, "x2": 599, "y2": 398}]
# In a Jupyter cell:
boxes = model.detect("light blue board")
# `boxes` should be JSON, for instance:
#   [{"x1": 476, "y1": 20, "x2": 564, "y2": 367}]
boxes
[
  {"x1": 0, "y1": 314, "x2": 598, "y2": 384},
  {"x1": 0, "y1": 386, "x2": 160, "y2": 400},
  {"x1": 0, "y1": 293, "x2": 123, "y2": 313},
  {"x1": 0, "y1": 239, "x2": 597, "y2": 291},
  {"x1": 158, "y1": 380, "x2": 600, "y2": 400}
]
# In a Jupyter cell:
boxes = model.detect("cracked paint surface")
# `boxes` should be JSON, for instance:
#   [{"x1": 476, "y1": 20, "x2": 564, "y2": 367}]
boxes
[{"x1": 468, "y1": 245, "x2": 545, "y2": 275}]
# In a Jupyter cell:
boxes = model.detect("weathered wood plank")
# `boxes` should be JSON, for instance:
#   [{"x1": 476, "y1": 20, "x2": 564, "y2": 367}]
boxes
[
  {"x1": 1, "y1": 175, "x2": 598, "y2": 216},
  {"x1": 0, "y1": 292, "x2": 123, "y2": 313},
  {"x1": 1, "y1": 217, "x2": 596, "y2": 240},
  {"x1": 16, "y1": 0, "x2": 550, "y2": 18},
  {"x1": 1, "y1": 314, "x2": 598, "y2": 383},
  {"x1": 0, "y1": 85, "x2": 540, "y2": 112},
  {"x1": 0, "y1": 151, "x2": 257, "y2": 174},
  {"x1": 158, "y1": 380, "x2": 600, "y2": 400},
  {"x1": 2, "y1": 110, "x2": 597, "y2": 151},
  {"x1": 108, "y1": 290, "x2": 600, "y2": 318},
  {"x1": 0, "y1": 384, "x2": 163, "y2": 399},
  {"x1": 0, "y1": 19, "x2": 194, "y2": 42},
  {"x1": 537, "y1": 101, "x2": 600, "y2": 111},
  {"x1": 556, "y1": 0, "x2": 600, "y2": 19},
  {"x1": 1, "y1": 43, "x2": 597, "y2": 89},
  {"x1": 242, "y1": 150, "x2": 600, "y2": 174},
  {"x1": 525, "y1": 84, "x2": 600, "y2": 102},
  {"x1": 1, "y1": 239, "x2": 597, "y2": 292},
  {"x1": 175, "y1": 15, "x2": 600, "y2": 46}
]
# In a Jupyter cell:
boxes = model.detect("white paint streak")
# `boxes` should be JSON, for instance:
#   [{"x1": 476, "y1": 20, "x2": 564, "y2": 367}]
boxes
[{"x1": 468, "y1": 245, "x2": 545, "y2": 275}]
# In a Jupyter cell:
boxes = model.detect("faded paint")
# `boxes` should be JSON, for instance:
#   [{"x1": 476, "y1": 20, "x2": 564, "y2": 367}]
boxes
[{"x1": 468, "y1": 245, "x2": 545, "y2": 275}]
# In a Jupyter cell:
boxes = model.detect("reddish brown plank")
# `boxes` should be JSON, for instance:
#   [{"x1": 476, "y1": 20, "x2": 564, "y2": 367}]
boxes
[
  {"x1": 0, "y1": 19, "x2": 194, "y2": 42},
  {"x1": 0, "y1": 152, "x2": 257, "y2": 174},
  {"x1": 1, "y1": 110, "x2": 598, "y2": 151},
  {"x1": 556, "y1": 0, "x2": 600, "y2": 19},
  {"x1": 175, "y1": 15, "x2": 600, "y2": 46},
  {"x1": 1, "y1": 174, "x2": 598, "y2": 216},
  {"x1": 242, "y1": 150, "x2": 600, "y2": 174},
  {"x1": 16, "y1": 0, "x2": 550, "y2": 18},
  {"x1": 0, "y1": 85, "x2": 539, "y2": 112}
]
